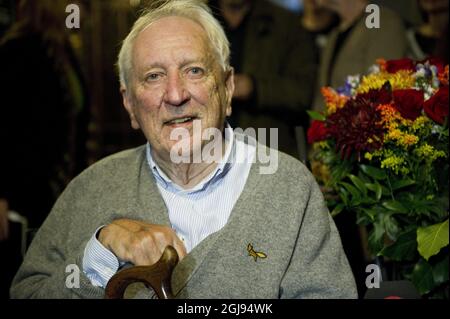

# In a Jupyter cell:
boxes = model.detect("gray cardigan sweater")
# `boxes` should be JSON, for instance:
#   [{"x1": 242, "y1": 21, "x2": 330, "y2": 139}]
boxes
[{"x1": 10, "y1": 139, "x2": 357, "y2": 299}]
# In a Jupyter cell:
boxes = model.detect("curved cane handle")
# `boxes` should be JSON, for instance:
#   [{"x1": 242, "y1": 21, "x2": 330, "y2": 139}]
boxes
[{"x1": 104, "y1": 246, "x2": 179, "y2": 299}]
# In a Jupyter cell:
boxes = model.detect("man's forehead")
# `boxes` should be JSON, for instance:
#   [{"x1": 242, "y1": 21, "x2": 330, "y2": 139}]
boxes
[
  {"x1": 138, "y1": 15, "x2": 207, "y2": 43},
  {"x1": 132, "y1": 16, "x2": 216, "y2": 68}
]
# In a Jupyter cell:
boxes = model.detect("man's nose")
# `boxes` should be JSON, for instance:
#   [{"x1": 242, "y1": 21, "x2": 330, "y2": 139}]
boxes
[{"x1": 164, "y1": 73, "x2": 189, "y2": 106}]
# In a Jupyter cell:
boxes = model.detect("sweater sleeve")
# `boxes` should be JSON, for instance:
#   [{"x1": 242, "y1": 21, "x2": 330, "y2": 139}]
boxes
[
  {"x1": 9, "y1": 177, "x2": 105, "y2": 299},
  {"x1": 280, "y1": 174, "x2": 358, "y2": 299}
]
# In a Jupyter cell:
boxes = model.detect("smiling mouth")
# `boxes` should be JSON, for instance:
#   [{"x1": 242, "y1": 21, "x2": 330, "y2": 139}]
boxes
[{"x1": 164, "y1": 116, "x2": 198, "y2": 126}]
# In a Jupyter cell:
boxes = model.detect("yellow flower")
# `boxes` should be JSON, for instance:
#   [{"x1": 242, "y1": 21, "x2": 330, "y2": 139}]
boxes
[
  {"x1": 401, "y1": 134, "x2": 419, "y2": 146},
  {"x1": 415, "y1": 144, "x2": 447, "y2": 162},
  {"x1": 412, "y1": 116, "x2": 431, "y2": 131},
  {"x1": 381, "y1": 156, "x2": 409, "y2": 175},
  {"x1": 384, "y1": 128, "x2": 418, "y2": 148},
  {"x1": 357, "y1": 70, "x2": 415, "y2": 94},
  {"x1": 386, "y1": 128, "x2": 402, "y2": 141}
]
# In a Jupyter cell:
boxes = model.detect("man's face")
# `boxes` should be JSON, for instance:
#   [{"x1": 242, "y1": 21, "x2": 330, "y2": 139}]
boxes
[{"x1": 122, "y1": 16, "x2": 234, "y2": 160}]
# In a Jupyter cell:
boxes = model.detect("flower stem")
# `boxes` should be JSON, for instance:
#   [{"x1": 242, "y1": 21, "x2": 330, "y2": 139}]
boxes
[{"x1": 387, "y1": 173, "x2": 395, "y2": 201}]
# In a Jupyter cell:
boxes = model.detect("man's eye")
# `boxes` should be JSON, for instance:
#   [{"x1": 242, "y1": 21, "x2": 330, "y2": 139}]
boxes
[
  {"x1": 146, "y1": 73, "x2": 162, "y2": 81},
  {"x1": 188, "y1": 67, "x2": 204, "y2": 77}
]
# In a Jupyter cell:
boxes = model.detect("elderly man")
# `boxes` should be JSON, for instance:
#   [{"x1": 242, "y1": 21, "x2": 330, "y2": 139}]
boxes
[{"x1": 10, "y1": 0, "x2": 356, "y2": 299}]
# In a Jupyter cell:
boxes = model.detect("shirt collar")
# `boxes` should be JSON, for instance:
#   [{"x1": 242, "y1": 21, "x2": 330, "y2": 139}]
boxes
[{"x1": 146, "y1": 123, "x2": 235, "y2": 193}]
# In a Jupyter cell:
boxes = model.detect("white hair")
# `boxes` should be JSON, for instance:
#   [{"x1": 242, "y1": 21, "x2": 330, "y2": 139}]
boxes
[{"x1": 117, "y1": 0, "x2": 230, "y2": 88}]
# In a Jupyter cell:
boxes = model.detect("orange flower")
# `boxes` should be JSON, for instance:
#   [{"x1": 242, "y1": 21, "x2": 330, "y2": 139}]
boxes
[
  {"x1": 321, "y1": 87, "x2": 349, "y2": 114},
  {"x1": 376, "y1": 58, "x2": 387, "y2": 72},
  {"x1": 377, "y1": 104, "x2": 403, "y2": 125},
  {"x1": 438, "y1": 65, "x2": 449, "y2": 86}
]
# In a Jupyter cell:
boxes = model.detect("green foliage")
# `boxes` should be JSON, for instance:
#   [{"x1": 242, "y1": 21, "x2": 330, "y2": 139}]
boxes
[
  {"x1": 308, "y1": 58, "x2": 449, "y2": 298},
  {"x1": 417, "y1": 220, "x2": 449, "y2": 261},
  {"x1": 306, "y1": 110, "x2": 326, "y2": 121},
  {"x1": 310, "y1": 123, "x2": 449, "y2": 298}
]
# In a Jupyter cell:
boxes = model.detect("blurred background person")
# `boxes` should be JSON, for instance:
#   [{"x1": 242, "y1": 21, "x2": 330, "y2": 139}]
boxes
[
  {"x1": 0, "y1": 0, "x2": 89, "y2": 297},
  {"x1": 407, "y1": 0, "x2": 448, "y2": 63},
  {"x1": 301, "y1": 0, "x2": 339, "y2": 56},
  {"x1": 311, "y1": 0, "x2": 410, "y2": 112},
  {"x1": 209, "y1": 0, "x2": 318, "y2": 159}
]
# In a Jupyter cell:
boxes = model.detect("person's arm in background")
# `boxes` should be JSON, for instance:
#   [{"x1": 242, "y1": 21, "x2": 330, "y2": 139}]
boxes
[
  {"x1": 255, "y1": 17, "x2": 318, "y2": 112},
  {"x1": 0, "y1": 199, "x2": 8, "y2": 241},
  {"x1": 240, "y1": 13, "x2": 318, "y2": 113}
]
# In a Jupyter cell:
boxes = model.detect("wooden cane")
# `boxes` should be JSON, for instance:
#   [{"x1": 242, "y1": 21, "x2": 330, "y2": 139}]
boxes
[{"x1": 104, "y1": 245, "x2": 179, "y2": 299}]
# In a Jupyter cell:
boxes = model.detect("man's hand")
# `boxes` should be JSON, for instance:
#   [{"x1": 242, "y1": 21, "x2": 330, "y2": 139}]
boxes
[
  {"x1": 98, "y1": 219, "x2": 187, "y2": 266},
  {"x1": 233, "y1": 73, "x2": 254, "y2": 100},
  {"x1": 0, "y1": 199, "x2": 9, "y2": 241}
]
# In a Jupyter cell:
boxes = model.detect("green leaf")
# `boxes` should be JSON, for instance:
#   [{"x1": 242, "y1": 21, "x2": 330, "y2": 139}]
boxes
[
  {"x1": 369, "y1": 223, "x2": 385, "y2": 255},
  {"x1": 348, "y1": 174, "x2": 367, "y2": 197},
  {"x1": 339, "y1": 182, "x2": 362, "y2": 206},
  {"x1": 374, "y1": 182, "x2": 383, "y2": 201},
  {"x1": 338, "y1": 186, "x2": 349, "y2": 206},
  {"x1": 432, "y1": 253, "x2": 449, "y2": 286},
  {"x1": 366, "y1": 182, "x2": 383, "y2": 201},
  {"x1": 356, "y1": 214, "x2": 371, "y2": 225},
  {"x1": 331, "y1": 203, "x2": 345, "y2": 217},
  {"x1": 381, "y1": 185, "x2": 391, "y2": 196},
  {"x1": 360, "y1": 197, "x2": 377, "y2": 206},
  {"x1": 412, "y1": 259, "x2": 435, "y2": 295},
  {"x1": 339, "y1": 182, "x2": 361, "y2": 199},
  {"x1": 379, "y1": 228, "x2": 417, "y2": 261},
  {"x1": 384, "y1": 214, "x2": 400, "y2": 240},
  {"x1": 306, "y1": 110, "x2": 326, "y2": 121},
  {"x1": 359, "y1": 207, "x2": 381, "y2": 223},
  {"x1": 391, "y1": 178, "x2": 416, "y2": 190},
  {"x1": 359, "y1": 164, "x2": 387, "y2": 180},
  {"x1": 382, "y1": 200, "x2": 407, "y2": 213},
  {"x1": 417, "y1": 219, "x2": 449, "y2": 261}
]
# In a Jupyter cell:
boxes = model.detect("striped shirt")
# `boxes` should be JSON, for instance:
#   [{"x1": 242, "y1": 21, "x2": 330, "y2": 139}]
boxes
[{"x1": 82, "y1": 124, "x2": 255, "y2": 287}]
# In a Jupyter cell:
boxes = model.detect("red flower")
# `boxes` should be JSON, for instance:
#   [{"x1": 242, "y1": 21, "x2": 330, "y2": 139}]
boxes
[
  {"x1": 385, "y1": 58, "x2": 415, "y2": 73},
  {"x1": 307, "y1": 120, "x2": 329, "y2": 144},
  {"x1": 392, "y1": 89, "x2": 424, "y2": 120},
  {"x1": 326, "y1": 97, "x2": 384, "y2": 160},
  {"x1": 424, "y1": 86, "x2": 449, "y2": 124},
  {"x1": 357, "y1": 82, "x2": 392, "y2": 105}
]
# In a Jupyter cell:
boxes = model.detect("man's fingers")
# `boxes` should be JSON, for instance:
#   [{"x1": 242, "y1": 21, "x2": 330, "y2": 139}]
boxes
[
  {"x1": 171, "y1": 235, "x2": 187, "y2": 260},
  {"x1": 174, "y1": 243, "x2": 187, "y2": 260},
  {"x1": 101, "y1": 218, "x2": 188, "y2": 266}
]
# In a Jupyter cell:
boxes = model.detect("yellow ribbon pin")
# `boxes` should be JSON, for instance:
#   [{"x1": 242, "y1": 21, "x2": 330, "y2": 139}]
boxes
[{"x1": 247, "y1": 243, "x2": 267, "y2": 262}]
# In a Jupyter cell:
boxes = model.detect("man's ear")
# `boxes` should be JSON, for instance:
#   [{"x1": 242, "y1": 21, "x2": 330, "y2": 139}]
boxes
[
  {"x1": 121, "y1": 86, "x2": 140, "y2": 130},
  {"x1": 224, "y1": 67, "x2": 235, "y2": 117}
]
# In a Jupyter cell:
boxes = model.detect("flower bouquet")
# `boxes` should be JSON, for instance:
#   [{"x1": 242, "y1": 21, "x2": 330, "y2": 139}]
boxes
[{"x1": 308, "y1": 58, "x2": 449, "y2": 298}]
